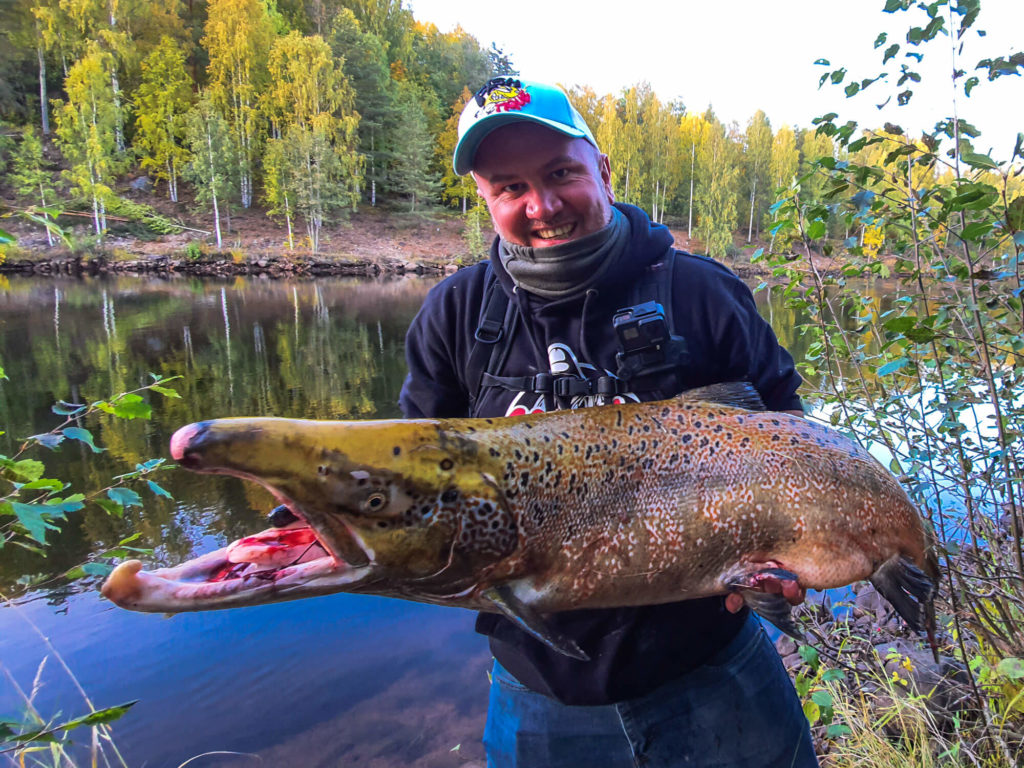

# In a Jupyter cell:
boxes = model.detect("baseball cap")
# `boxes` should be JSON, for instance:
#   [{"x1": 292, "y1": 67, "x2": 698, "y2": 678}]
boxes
[{"x1": 453, "y1": 78, "x2": 599, "y2": 175}]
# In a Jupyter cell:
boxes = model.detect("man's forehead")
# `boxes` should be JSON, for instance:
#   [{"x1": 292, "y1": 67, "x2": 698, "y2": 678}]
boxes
[{"x1": 473, "y1": 123, "x2": 594, "y2": 173}]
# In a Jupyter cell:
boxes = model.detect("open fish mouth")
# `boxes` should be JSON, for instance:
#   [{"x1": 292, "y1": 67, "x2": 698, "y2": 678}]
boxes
[
  {"x1": 101, "y1": 422, "x2": 375, "y2": 612},
  {"x1": 100, "y1": 514, "x2": 373, "y2": 612}
]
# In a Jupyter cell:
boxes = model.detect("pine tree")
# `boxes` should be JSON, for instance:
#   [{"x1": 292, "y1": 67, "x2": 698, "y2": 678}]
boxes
[
  {"x1": 389, "y1": 81, "x2": 438, "y2": 212},
  {"x1": 134, "y1": 36, "x2": 193, "y2": 203},
  {"x1": 327, "y1": 8, "x2": 397, "y2": 206},
  {"x1": 10, "y1": 125, "x2": 58, "y2": 247}
]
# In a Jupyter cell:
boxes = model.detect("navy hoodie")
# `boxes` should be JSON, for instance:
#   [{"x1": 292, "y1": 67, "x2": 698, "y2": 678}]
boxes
[{"x1": 399, "y1": 203, "x2": 802, "y2": 705}]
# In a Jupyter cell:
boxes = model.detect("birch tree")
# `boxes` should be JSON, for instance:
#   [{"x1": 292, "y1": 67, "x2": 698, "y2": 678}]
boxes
[
  {"x1": 134, "y1": 35, "x2": 193, "y2": 202},
  {"x1": 261, "y1": 31, "x2": 361, "y2": 252},
  {"x1": 203, "y1": 0, "x2": 274, "y2": 209},
  {"x1": 694, "y1": 117, "x2": 739, "y2": 258},
  {"x1": 185, "y1": 93, "x2": 235, "y2": 249},
  {"x1": 53, "y1": 45, "x2": 125, "y2": 236},
  {"x1": 678, "y1": 112, "x2": 711, "y2": 239},
  {"x1": 743, "y1": 110, "x2": 772, "y2": 242}
]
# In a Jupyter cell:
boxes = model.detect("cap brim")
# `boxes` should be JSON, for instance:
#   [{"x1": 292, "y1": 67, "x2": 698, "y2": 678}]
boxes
[{"x1": 453, "y1": 114, "x2": 590, "y2": 175}]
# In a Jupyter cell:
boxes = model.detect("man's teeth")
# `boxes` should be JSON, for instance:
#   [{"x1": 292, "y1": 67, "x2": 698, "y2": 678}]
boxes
[{"x1": 536, "y1": 224, "x2": 574, "y2": 239}]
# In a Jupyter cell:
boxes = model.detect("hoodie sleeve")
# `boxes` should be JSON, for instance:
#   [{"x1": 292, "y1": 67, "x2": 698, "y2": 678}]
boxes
[
  {"x1": 399, "y1": 266, "x2": 488, "y2": 418},
  {"x1": 724, "y1": 277, "x2": 803, "y2": 412}
]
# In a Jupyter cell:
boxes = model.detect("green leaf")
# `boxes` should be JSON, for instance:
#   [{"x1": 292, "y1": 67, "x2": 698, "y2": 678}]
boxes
[
  {"x1": 883, "y1": 43, "x2": 900, "y2": 64},
  {"x1": 877, "y1": 358, "x2": 910, "y2": 376},
  {"x1": 807, "y1": 220, "x2": 827, "y2": 239},
  {"x1": 10, "y1": 502, "x2": 59, "y2": 544},
  {"x1": 0, "y1": 228, "x2": 15, "y2": 245},
  {"x1": 95, "y1": 498, "x2": 124, "y2": 518},
  {"x1": 826, "y1": 723, "x2": 852, "y2": 738},
  {"x1": 9, "y1": 459, "x2": 45, "y2": 481},
  {"x1": 961, "y1": 151, "x2": 999, "y2": 169},
  {"x1": 996, "y1": 657, "x2": 1024, "y2": 679},
  {"x1": 20, "y1": 477, "x2": 65, "y2": 491},
  {"x1": 883, "y1": 316, "x2": 917, "y2": 334},
  {"x1": 62, "y1": 427, "x2": 105, "y2": 453},
  {"x1": 28, "y1": 432, "x2": 65, "y2": 449},
  {"x1": 961, "y1": 221, "x2": 995, "y2": 241},
  {"x1": 51, "y1": 400, "x2": 87, "y2": 416},
  {"x1": 1006, "y1": 196, "x2": 1024, "y2": 231},
  {"x1": 822, "y1": 669, "x2": 845, "y2": 682},
  {"x1": 873, "y1": 32, "x2": 887, "y2": 48},
  {"x1": 803, "y1": 700, "x2": 821, "y2": 724},
  {"x1": 811, "y1": 690, "x2": 834, "y2": 708},
  {"x1": 147, "y1": 480, "x2": 173, "y2": 499},
  {"x1": 107, "y1": 487, "x2": 143, "y2": 508},
  {"x1": 799, "y1": 645, "x2": 820, "y2": 669},
  {"x1": 66, "y1": 562, "x2": 114, "y2": 580},
  {"x1": 149, "y1": 385, "x2": 181, "y2": 399},
  {"x1": 99, "y1": 393, "x2": 152, "y2": 420}
]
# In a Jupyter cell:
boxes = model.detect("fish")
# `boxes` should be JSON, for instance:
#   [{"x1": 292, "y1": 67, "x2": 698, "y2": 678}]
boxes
[{"x1": 101, "y1": 382, "x2": 937, "y2": 660}]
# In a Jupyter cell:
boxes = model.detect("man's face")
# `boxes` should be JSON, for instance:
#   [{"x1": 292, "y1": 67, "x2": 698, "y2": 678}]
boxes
[{"x1": 471, "y1": 123, "x2": 614, "y2": 248}]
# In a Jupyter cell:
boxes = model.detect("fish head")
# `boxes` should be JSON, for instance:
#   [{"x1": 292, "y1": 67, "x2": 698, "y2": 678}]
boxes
[{"x1": 102, "y1": 416, "x2": 517, "y2": 612}]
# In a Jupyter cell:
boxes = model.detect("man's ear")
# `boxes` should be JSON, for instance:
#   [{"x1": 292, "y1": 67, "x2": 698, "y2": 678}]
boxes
[{"x1": 599, "y1": 153, "x2": 614, "y2": 203}]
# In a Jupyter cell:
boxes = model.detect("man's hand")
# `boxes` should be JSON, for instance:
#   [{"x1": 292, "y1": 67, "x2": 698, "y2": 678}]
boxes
[{"x1": 725, "y1": 575, "x2": 805, "y2": 614}]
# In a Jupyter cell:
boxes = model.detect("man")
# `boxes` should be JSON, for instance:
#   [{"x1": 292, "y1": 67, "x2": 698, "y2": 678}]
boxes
[{"x1": 399, "y1": 78, "x2": 817, "y2": 768}]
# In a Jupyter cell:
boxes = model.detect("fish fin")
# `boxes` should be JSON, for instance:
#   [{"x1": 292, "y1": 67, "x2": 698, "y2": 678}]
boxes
[
  {"x1": 869, "y1": 554, "x2": 937, "y2": 633},
  {"x1": 483, "y1": 585, "x2": 590, "y2": 661},
  {"x1": 727, "y1": 566, "x2": 805, "y2": 640},
  {"x1": 678, "y1": 382, "x2": 766, "y2": 411}
]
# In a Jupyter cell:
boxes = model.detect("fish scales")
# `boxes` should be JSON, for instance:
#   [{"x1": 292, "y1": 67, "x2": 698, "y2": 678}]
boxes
[{"x1": 101, "y1": 383, "x2": 937, "y2": 655}]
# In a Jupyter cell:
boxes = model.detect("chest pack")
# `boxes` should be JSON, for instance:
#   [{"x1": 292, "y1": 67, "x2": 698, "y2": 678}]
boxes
[{"x1": 466, "y1": 252, "x2": 689, "y2": 416}]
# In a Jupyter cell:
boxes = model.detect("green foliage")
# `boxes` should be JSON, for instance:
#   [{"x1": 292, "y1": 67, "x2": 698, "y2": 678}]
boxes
[
  {"x1": 184, "y1": 92, "x2": 236, "y2": 249},
  {"x1": 765, "y1": 1, "x2": 1024, "y2": 761},
  {"x1": 1, "y1": 376, "x2": 178, "y2": 570},
  {"x1": 52, "y1": 44, "x2": 129, "y2": 237},
  {"x1": 133, "y1": 35, "x2": 193, "y2": 203},
  {"x1": 105, "y1": 196, "x2": 184, "y2": 235}
]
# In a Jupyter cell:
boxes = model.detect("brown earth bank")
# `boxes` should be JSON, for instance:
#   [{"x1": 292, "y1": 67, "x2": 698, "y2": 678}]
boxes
[{"x1": 1, "y1": 186, "x2": 844, "y2": 279}]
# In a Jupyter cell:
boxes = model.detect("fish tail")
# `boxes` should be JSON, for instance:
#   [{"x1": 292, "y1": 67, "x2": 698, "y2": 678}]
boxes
[{"x1": 869, "y1": 554, "x2": 937, "y2": 635}]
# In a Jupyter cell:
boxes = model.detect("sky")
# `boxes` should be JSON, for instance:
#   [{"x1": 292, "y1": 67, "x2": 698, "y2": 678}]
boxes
[{"x1": 408, "y1": 0, "x2": 1022, "y2": 157}]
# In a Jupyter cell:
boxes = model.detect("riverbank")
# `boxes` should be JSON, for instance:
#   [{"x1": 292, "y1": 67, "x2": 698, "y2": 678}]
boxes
[{"x1": 2, "y1": 199, "x2": 806, "y2": 279}]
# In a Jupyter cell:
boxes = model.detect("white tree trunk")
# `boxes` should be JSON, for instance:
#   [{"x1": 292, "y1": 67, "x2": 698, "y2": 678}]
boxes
[{"x1": 37, "y1": 41, "x2": 50, "y2": 136}]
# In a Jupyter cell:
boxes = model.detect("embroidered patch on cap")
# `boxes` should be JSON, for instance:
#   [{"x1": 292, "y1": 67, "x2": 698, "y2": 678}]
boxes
[{"x1": 474, "y1": 77, "x2": 531, "y2": 117}]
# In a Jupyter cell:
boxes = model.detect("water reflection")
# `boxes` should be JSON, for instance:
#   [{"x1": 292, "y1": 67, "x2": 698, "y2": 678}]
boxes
[{"x1": 0, "y1": 274, "x2": 888, "y2": 767}]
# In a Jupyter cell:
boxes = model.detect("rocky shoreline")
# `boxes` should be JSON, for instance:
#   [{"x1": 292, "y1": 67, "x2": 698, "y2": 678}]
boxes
[{"x1": 0, "y1": 252, "x2": 457, "y2": 278}]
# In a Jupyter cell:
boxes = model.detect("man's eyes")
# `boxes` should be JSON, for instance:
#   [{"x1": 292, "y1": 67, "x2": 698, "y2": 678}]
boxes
[
  {"x1": 502, "y1": 183, "x2": 524, "y2": 194},
  {"x1": 551, "y1": 168, "x2": 571, "y2": 179}
]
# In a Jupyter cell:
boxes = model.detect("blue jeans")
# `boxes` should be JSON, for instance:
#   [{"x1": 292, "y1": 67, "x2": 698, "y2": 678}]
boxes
[{"x1": 483, "y1": 615, "x2": 818, "y2": 767}]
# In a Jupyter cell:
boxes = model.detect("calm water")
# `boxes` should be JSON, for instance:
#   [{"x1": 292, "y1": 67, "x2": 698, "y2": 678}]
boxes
[{"x1": 0, "y1": 273, "x2": 823, "y2": 767}]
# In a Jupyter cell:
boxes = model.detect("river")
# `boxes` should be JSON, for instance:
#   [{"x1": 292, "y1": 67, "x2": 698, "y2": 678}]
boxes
[{"x1": 0, "y1": 273, "x2": 820, "y2": 767}]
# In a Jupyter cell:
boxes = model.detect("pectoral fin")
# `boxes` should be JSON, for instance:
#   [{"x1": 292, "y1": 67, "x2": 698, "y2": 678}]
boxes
[
  {"x1": 483, "y1": 585, "x2": 590, "y2": 661},
  {"x1": 726, "y1": 565, "x2": 805, "y2": 640}
]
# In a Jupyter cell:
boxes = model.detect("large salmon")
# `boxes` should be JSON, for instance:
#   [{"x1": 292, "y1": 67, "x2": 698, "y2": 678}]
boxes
[{"x1": 101, "y1": 383, "x2": 937, "y2": 659}]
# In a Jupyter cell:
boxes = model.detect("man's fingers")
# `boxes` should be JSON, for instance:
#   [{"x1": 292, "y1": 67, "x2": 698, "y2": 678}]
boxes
[{"x1": 725, "y1": 592, "x2": 745, "y2": 613}]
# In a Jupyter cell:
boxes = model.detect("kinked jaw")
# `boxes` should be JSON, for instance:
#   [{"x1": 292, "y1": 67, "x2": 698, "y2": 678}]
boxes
[{"x1": 100, "y1": 525, "x2": 372, "y2": 612}]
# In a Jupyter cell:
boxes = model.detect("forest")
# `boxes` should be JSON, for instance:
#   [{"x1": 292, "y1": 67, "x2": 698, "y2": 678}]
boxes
[{"x1": 3, "y1": 0, "x2": 1019, "y2": 260}]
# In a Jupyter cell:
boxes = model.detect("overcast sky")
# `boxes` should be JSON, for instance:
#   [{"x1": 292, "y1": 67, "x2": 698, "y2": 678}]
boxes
[{"x1": 408, "y1": 0, "x2": 1022, "y2": 157}]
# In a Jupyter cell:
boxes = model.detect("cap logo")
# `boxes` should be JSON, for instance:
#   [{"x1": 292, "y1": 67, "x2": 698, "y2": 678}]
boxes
[{"x1": 473, "y1": 77, "x2": 531, "y2": 117}]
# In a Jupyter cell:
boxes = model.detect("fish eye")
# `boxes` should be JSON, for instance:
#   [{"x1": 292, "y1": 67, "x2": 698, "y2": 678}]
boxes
[
  {"x1": 440, "y1": 458, "x2": 454, "y2": 471},
  {"x1": 364, "y1": 491, "x2": 388, "y2": 512}
]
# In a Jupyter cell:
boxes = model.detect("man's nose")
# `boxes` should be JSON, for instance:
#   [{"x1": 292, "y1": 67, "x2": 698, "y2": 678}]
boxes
[{"x1": 524, "y1": 186, "x2": 563, "y2": 220}]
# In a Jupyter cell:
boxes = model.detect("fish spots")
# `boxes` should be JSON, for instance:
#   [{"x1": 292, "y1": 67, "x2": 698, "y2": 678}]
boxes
[
  {"x1": 440, "y1": 488, "x2": 459, "y2": 503},
  {"x1": 682, "y1": 434, "x2": 692, "y2": 444},
  {"x1": 392, "y1": 446, "x2": 401, "y2": 456},
  {"x1": 489, "y1": 447, "x2": 501, "y2": 458},
  {"x1": 440, "y1": 458, "x2": 454, "y2": 471}
]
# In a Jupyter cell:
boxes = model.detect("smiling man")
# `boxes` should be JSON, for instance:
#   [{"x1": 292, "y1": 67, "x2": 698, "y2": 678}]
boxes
[{"x1": 399, "y1": 78, "x2": 816, "y2": 767}]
